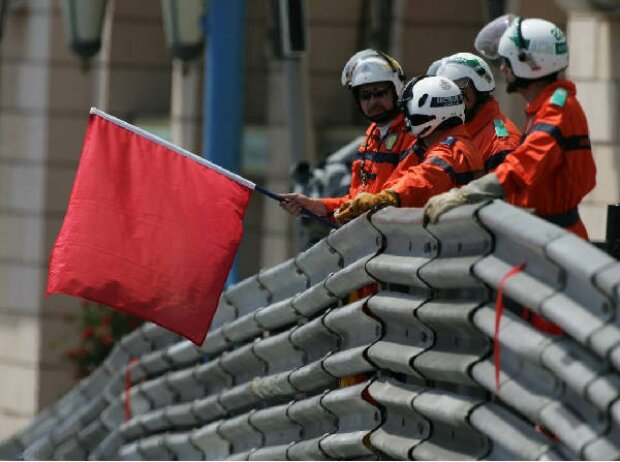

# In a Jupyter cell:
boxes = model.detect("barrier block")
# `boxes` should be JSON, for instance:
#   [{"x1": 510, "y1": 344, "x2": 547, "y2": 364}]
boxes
[
  {"x1": 249, "y1": 403, "x2": 302, "y2": 446},
  {"x1": 191, "y1": 421, "x2": 230, "y2": 460},
  {"x1": 218, "y1": 411, "x2": 263, "y2": 455},
  {"x1": 253, "y1": 329, "x2": 304, "y2": 374},
  {"x1": 138, "y1": 434, "x2": 172, "y2": 460},
  {"x1": 368, "y1": 378, "x2": 429, "y2": 460},
  {"x1": 295, "y1": 239, "x2": 341, "y2": 286},
  {"x1": 220, "y1": 342, "x2": 266, "y2": 384},
  {"x1": 368, "y1": 207, "x2": 436, "y2": 288},
  {"x1": 165, "y1": 401, "x2": 200, "y2": 428},
  {"x1": 165, "y1": 432, "x2": 203, "y2": 460},
  {"x1": 366, "y1": 292, "x2": 432, "y2": 378},
  {"x1": 225, "y1": 275, "x2": 271, "y2": 318},
  {"x1": 254, "y1": 297, "x2": 301, "y2": 331},
  {"x1": 166, "y1": 368, "x2": 205, "y2": 402},
  {"x1": 469, "y1": 403, "x2": 561, "y2": 460},
  {"x1": 257, "y1": 258, "x2": 308, "y2": 302}
]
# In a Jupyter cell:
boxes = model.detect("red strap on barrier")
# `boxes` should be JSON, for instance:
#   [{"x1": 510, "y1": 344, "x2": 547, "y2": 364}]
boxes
[
  {"x1": 494, "y1": 262, "x2": 526, "y2": 391},
  {"x1": 124, "y1": 357, "x2": 138, "y2": 422}
]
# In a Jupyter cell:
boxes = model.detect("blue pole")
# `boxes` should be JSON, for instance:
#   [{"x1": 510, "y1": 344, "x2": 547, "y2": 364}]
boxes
[{"x1": 202, "y1": 0, "x2": 246, "y2": 286}]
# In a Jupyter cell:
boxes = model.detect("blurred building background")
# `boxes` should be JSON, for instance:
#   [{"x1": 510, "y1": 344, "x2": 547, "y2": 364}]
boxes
[{"x1": 0, "y1": 0, "x2": 618, "y2": 439}]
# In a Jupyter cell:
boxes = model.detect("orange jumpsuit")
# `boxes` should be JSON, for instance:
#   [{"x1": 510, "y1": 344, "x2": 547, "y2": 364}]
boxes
[
  {"x1": 494, "y1": 80, "x2": 596, "y2": 239},
  {"x1": 321, "y1": 113, "x2": 417, "y2": 213},
  {"x1": 383, "y1": 125, "x2": 484, "y2": 206},
  {"x1": 466, "y1": 98, "x2": 521, "y2": 173}
]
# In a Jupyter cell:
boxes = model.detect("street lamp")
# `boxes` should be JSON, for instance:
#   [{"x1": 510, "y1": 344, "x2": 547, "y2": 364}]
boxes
[
  {"x1": 61, "y1": 0, "x2": 108, "y2": 60},
  {"x1": 160, "y1": 0, "x2": 206, "y2": 61}
]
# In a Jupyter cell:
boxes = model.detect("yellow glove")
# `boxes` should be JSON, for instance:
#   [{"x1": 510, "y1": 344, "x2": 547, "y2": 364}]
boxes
[
  {"x1": 335, "y1": 190, "x2": 399, "y2": 224},
  {"x1": 424, "y1": 188, "x2": 467, "y2": 225},
  {"x1": 424, "y1": 172, "x2": 505, "y2": 225}
]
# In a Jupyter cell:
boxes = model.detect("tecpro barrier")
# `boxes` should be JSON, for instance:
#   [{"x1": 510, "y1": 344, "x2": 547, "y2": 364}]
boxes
[{"x1": 2, "y1": 200, "x2": 619, "y2": 460}]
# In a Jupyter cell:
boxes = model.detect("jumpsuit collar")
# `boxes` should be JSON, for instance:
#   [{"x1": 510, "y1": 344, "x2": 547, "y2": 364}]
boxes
[
  {"x1": 464, "y1": 98, "x2": 501, "y2": 138},
  {"x1": 366, "y1": 112, "x2": 407, "y2": 141}
]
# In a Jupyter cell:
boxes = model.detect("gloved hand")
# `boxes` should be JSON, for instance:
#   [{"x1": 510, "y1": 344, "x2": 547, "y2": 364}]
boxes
[
  {"x1": 279, "y1": 193, "x2": 328, "y2": 217},
  {"x1": 424, "y1": 172, "x2": 505, "y2": 225},
  {"x1": 335, "y1": 190, "x2": 399, "y2": 224}
]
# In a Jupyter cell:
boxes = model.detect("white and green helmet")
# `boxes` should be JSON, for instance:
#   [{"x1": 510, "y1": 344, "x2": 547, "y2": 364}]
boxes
[
  {"x1": 436, "y1": 52, "x2": 495, "y2": 92},
  {"x1": 498, "y1": 17, "x2": 569, "y2": 79}
]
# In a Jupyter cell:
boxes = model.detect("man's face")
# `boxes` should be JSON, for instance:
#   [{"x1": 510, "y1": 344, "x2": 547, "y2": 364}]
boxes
[
  {"x1": 357, "y1": 82, "x2": 394, "y2": 119},
  {"x1": 500, "y1": 58, "x2": 518, "y2": 93},
  {"x1": 454, "y1": 78, "x2": 476, "y2": 112}
]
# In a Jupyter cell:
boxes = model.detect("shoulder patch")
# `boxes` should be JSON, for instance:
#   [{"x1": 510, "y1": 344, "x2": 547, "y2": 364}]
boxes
[
  {"x1": 550, "y1": 87, "x2": 568, "y2": 108},
  {"x1": 439, "y1": 136, "x2": 456, "y2": 147},
  {"x1": 493, "y1": 119, "x2": 509, "y2": 138},
  {"x1": 384, "y1": 133, "x2": 398, "y2": 150}
]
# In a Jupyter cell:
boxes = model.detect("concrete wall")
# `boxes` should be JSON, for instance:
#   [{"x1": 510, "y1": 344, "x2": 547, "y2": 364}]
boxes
[
  {"x1": 562, "y1": 8, "x2": 620, "y2": 241},
  {"x1": 0, "y1": 1, "x2": 79, "y2": 439},
  {"x1": 0, "y1": 0, "x2": 172, "y2": 439}
]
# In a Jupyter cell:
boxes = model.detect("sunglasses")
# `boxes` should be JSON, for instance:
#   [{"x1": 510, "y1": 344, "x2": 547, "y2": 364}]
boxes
[{"x1": 358, "y1": 87, "x2": 391, "y2": 101}]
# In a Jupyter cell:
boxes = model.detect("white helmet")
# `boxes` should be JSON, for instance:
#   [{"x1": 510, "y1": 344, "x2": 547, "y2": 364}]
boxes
[
  {"x1": 498, "y1": 17, "x2": 569, "y2": 79},
  {"x1": 341, "y1": 49, "x2": 406, "y2": 95},
  {"x1": 400, "y1": 76, "x2": 464, "y2": 138},
  {"x1": 436, "y1": 52, "x2": 495, "y2": 92},
  {"x1": 426, "y1": 57, "x2": 446, "y2": 76}
]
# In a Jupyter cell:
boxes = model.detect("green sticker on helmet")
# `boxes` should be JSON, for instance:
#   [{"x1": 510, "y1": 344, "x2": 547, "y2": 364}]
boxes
[
  {"x1": 551, "y1": 27, "x2": 565, "y2": 41},
  {"x1": 556, "y1": 42, "x2": 568, "y2": 55}
]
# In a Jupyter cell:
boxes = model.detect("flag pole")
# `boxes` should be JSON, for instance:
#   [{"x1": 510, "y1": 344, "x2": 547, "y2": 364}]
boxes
[{"x1": 254, "y1": 184, "x2": 339, "y2": 230}]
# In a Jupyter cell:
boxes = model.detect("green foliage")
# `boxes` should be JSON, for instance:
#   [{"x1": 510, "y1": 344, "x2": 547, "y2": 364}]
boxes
[{"x1": 65, "y1": 302, "x2": 143, "y2": 378}]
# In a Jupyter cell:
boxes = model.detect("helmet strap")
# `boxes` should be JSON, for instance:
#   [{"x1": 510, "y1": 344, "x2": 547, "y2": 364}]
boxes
[{"x1": 506, "y1": 73, "x2": 558, "y2": 94}]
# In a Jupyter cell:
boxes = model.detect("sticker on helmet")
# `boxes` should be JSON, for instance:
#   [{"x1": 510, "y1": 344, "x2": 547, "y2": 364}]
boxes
[
  {"x1": 555, "y1": 42, "x2": 568, "y2": 55},
  {"x1": 430, "y1": 95, "x2": 463, "y2": 107},
  {"x1": 439, "y1": 79, "x2": 452, "y2": 91},
  {"x1": 550, "y1": 27, "x2": 565, "y2": 41}
]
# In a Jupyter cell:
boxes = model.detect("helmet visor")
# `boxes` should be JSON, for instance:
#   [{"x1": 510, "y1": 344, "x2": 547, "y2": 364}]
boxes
[{"x1": 474, "y1": 14, "x2": 516, "y2": 60}]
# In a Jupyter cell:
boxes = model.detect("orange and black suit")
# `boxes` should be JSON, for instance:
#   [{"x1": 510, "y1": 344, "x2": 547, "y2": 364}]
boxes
[
  {"x1": 466, "y1": 97, "x2": 522, "y2": 173},
  {"x1": 383, "y1": 125, "x2": 484, "y2": 206},
  {"x1": 321, "y1": 113, "x2": 417, "y2": 214},
  {"x1": 494, "y1": 80, "x2": 596, "y2": 239}
]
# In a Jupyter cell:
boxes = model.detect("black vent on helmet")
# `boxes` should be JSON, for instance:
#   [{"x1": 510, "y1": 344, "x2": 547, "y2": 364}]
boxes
[{"x1": 406, "y1": 113, "x2": 436, "y2": 126}]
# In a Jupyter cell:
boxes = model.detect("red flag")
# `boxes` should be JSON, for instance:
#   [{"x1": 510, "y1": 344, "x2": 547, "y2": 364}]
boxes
[{"x1": 47, "y1": 108, "x2": 254, "y2": 345}]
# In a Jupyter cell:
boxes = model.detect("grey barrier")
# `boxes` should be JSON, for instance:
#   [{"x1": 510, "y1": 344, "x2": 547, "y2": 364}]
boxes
[{"x1": 1, "y1": 199, "x2": 619, "y2": 460}]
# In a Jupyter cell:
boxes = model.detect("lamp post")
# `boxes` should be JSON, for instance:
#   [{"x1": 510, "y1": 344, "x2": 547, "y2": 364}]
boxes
[
  {"x1": 162, "y1": 0, "x2": 206, "y2": 163},
  {"x1": 160, "y1": 0, "x2": 205, "y2": 62},
  {"x1": 0, "y1": 0, "x2": 9, "y2": 41},
  {"x1": 61, "y1": 0, "x2": 108, "y2": 62}
]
